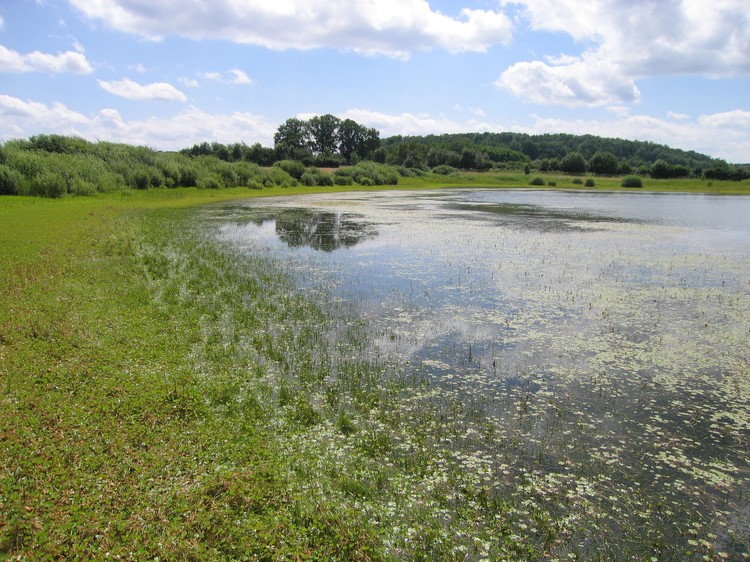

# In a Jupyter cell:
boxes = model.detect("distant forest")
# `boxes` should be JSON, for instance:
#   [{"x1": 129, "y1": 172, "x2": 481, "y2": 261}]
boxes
[
  {"x1": 1, "y1": 116, "x2": 748, "y2": 197},
  {"x1": 376, "y1": 132, "x2": 748, "y2": 180},
  {"x1": 183, "y1": 116, "x2": 747, "y2": 180}
]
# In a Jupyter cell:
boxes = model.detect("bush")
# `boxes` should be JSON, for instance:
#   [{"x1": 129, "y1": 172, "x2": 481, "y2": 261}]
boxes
[
  {"x1": 300, "y1": 171, "x2": 317, "y2": 186},
  {"x1": 571, "y1": 178, "x2": 583, "y2": 185},
  {"x1": 197, "y1": 173, "x2": 224, "y2": 189},
  {"x1": 274, "y1": 159, "x2": 306, "y2": 180},
  {"x1": 432, "y1": 164, "x2": 460, "y2": 176},
  {"x1": 584, "y1": 178, "x2": 595, "y2": 187},
  {"x1": 0, "y1": 165, "x2": 22, "y2": 195},
  {"x1": 31, "y1": 171, "x2": 68, "y2": 198},
  {"x1": 529, "y1": 176, "x2": 546, "y2": 186},
  {"x1": 547, "y1": 180, "x2": 556, "y2": 186},
  {"x1": 621, "y1": 175, "x2": 643, "y2": 188}
]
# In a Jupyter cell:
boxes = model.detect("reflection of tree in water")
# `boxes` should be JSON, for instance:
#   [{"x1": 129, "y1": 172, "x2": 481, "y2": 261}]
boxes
[{"x1": 262, "y1": 208, "x2": 377, "y2": 252}]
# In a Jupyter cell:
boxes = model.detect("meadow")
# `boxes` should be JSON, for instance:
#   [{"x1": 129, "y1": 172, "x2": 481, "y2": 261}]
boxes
[{"x1": 1, "y1": 180, "x2": 748, "y2": 560}]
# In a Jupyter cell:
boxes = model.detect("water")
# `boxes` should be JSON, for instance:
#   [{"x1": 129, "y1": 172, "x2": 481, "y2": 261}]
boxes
[{"x1": 208, "y1": 189, "x2": 750, "y2": 557}]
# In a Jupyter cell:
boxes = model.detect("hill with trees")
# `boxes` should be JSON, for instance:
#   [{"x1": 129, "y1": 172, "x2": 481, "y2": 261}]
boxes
[{"x1": 374, "y1": 132, "x2": 746, "y2": 180}]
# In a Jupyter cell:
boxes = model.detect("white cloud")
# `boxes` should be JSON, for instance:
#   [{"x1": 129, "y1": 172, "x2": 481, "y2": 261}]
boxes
[
  {"x1": 496, "y1": 0, "x2": 750, "y2": 106},
  {"x1": 178, "y1": 76, "x2": 199, "y2": 88},
  {"x1": 229, "y1": 68, "x2": 252, "y2": 85},
  {"x1": 2, "y1": 95, "x2": 748, "y2": 162},
  {"x1": 98, "y1": 78, "x2": 188, "y2": 101},
  {"x1": 340, "y1": 108, "x2": 482, "y2": 136},
  {"x1": 667, "y1": 111, "x2": 690, "y2": 120},
  {"x1": 0, "y1": 43, "x2": 93, "y2": 74},
  {"x1": 0, "y1": 95, "x2": 277, "y2": 149},
  {"x1": 68, "y1": 0, "x2": 513, "y2": 58},
  {"x1": 201, "y1": 69, "x2": 253, "y2": 85}
]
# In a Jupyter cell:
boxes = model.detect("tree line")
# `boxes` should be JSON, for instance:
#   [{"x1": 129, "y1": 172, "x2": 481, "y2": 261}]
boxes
[
  {"x1": 374, "y1": 132, "x2": 749, "y2": 180},
  {"x1": 2, "y1": 118, "x2": 747, "y2": 197}
]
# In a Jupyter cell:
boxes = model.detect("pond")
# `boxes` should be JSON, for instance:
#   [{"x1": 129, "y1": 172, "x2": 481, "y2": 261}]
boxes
[{"x1": 209, "y1": 189, "x2": 750, "y2": 559}]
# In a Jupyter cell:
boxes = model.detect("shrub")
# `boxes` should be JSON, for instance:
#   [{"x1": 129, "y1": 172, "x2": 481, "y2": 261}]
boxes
[
  {"x1": 274, "y1": 159, "x2": 306, "y2": 180},
  {"x1": 584, "y1": 178, "x2": 596, "y2": 187},
  {"x1": 358, "y1": 176, "x2": 375, "y2": 186},
  {"x1": 31, "y1": 170, "x2": 68, "y2": 197},
  {"x1": 571, "y1": 178, "x2": 583, "y2": 185},
  {"x1": 432, "y1": 164, "x2": 460, "y2": 176},
  {"x1": 529, "y1": 176, "x2": 546, "y2": 186},
  {"x1": 547, "y1": 180, "x2": 556, "y2": 186},
  {"x1": 197, "y1": 173, "x2": 224, "y2": 189},
  {"x1": 300, "y1": 171, "x2": 317, "y2": 186},
  {"x1": 0, "y1": 165, "x2": 22, "y2": 195},
  {"x1": 621, "y1": 175, "x2": 643, "y2": 188}
]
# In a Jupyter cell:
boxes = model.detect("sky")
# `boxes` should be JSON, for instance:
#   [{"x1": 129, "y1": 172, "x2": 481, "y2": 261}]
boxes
[{"x1": 1, "y1": 0, "x2": 749, "y2": 163}]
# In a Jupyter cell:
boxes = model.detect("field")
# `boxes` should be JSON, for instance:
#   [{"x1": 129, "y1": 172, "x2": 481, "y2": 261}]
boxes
[{"x1": 1, "y1": 180, "x2": 748, "y2": 560}]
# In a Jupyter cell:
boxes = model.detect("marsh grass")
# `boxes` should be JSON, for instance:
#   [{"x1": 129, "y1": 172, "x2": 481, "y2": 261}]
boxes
[{"x1": 2, "y1": 185, "x2": 748, "y2": 560}]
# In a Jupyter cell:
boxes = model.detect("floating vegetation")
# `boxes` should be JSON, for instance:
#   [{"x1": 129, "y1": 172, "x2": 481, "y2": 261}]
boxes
[{"x1": 201, "y1": 189, "x2": 749, "y2": 560}]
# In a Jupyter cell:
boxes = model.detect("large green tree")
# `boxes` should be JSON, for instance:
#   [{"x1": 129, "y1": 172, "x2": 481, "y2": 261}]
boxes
[
  {"x1": 588, "y1": 151, "x2": 620, "y2": 175},
  {"x1": 274, "y1": 118, "x2": 310, "y2": 160},
  {"x1": 306, "y1": 114, "x2": 341, "y2": 156}
]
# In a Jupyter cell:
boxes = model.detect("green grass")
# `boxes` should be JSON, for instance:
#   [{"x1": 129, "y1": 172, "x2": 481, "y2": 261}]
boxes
[
  {"x1": 0, "y1": 189, "x2": 381, "y2": 559},
  {"x1": 398, "y1": 171, "x2": 750, "y2": 194},
  {"x1": 1, "y1": 180, "x2": 748, "y2": 559}
]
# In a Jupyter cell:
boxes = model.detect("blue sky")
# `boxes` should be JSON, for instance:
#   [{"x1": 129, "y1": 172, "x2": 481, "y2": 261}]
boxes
[{"x1": 1, "y1": 0, "x2": 749, "y2": 162}]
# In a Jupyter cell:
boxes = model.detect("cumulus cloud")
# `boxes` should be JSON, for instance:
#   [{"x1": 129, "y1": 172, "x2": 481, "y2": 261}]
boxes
[
  {"x1": 0, "y1": 43, "x2": 93, "y2": 74},
  {"x1": 68, "y1": 0, "x2": 513, "y2": 58},
  {"x1": 98, "y1": 78, "x2": 188, "y2": 101},
  {"x1": 0, "y1": 95, "x2": 278, "y2": 149},
  {"x1": 496, "y1": 0, "x2": 750, "y2": 106}
]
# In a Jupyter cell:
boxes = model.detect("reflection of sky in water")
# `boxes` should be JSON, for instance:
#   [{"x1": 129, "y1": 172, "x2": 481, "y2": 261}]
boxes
[
  {"x1": 212, "y1": 189, "x2": 750, "y2": 552},
  {"x1": 214, "y1": 189, "x2": 750, "y2": 384}
]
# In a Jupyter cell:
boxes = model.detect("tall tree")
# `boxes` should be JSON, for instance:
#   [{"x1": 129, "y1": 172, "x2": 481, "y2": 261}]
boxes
[
  {"x1": 306, "y1": 114, "x2": 340, "y2": 156},
  {"x1": 274, "y1": 118, "x2": 310, "y2": 160}
]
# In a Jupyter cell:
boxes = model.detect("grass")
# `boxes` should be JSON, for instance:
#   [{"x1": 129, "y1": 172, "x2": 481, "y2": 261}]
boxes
[
  {"x1": 1, "y1": 180, "x2": 748, "y2": 559},
  {"x1": 398, "y1": 171, "x2": 750, "y2": 194},
  {"x1": 0, "y1": 188, "x2": 382, "y2": 559}
]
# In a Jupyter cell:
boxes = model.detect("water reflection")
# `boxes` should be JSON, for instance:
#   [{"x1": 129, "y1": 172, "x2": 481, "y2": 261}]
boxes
[
  {"x1": 232, "y1": 208, "x2": 377, "y2": 252},
  {"x1": 210, "y1": 189, "x2": 750, "y2": 556}
]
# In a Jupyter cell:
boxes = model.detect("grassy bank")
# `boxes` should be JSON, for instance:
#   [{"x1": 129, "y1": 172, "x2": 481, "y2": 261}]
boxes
[
  {"x1": 398, "y1": 172, "x2": 750, "y2": 194},
  {"x1": 0, "y1": 188, "x2": 383, "y2": 559}
]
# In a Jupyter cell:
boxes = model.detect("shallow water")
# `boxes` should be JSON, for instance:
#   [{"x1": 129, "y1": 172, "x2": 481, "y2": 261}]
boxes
[{"x1": 209, "y1": 188, "x2": 750, "y2": 556}]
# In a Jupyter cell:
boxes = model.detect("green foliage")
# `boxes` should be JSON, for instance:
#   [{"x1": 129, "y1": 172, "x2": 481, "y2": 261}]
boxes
[
  {"x1": 529, "y1": 176, "x2": 546, "y2": 186},
  {"x1": 273, "y1": 114, "x2": 380, "y2": 164},
  {"x1": 349, "y1": 162, "x2": 399, "y2": 185},
  {"x1": 584, "y1": 178, "x2": 596, "y2": 187},
  {"x1": 588, "y1": 150, "x2": 620, "y2": 175},
  {"x1": 431, "y1": 164, "x2": 460, "y2": 175},
  {"x1": 621, "y1": 175, "x2": 644, "y2": 188},
  {"x1": 0, "y1": 165, "x2": 22, "y2": 195},
  {"x1": 273, "y1": 159, "x2": 306, "y2": 180},
  {"x1": 559, "y1": 151, "x2": 587, "y2": 174},
  {"x1": 571, "y1": 178, "x2": 583, "y2": 185},
  {"x1": 30, "y1": 170, "x2": 68, "y2": 197}
]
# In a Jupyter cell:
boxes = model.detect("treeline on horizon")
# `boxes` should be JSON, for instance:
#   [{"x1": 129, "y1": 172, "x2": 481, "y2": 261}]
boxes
[{"x1": 1, "y1": 114, "x2": 748, "y2": 198}]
